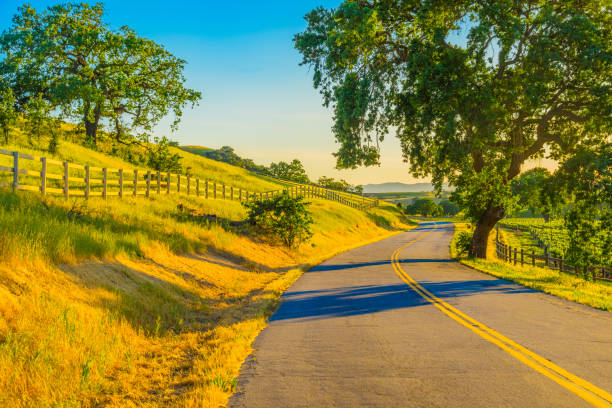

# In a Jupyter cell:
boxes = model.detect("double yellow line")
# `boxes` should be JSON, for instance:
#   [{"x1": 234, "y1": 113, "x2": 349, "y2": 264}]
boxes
[{"x1": 391, "y1": 224, "x2": 612, "y2": 407}]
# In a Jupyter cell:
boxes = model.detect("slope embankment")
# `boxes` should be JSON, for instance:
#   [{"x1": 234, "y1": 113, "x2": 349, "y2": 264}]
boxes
[{"x1": 0, "y1": 140, "x2": 412, "y2": 407}]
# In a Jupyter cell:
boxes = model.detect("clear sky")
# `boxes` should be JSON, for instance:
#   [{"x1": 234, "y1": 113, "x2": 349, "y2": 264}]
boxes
[{"x1": 0, "y1": 1, "x2": 553, "y2": 184}]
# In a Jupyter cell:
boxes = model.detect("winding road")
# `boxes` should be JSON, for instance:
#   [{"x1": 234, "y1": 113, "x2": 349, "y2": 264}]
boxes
[{"x1": 230, "y1": 222, "x2": 612, "y2": 407}]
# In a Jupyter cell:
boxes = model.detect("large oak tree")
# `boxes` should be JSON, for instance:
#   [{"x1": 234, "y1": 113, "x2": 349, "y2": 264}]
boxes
[
  {"x1": 0, "y1": 3, "x2": 201, "y2": 146},
  {"x1": 295, "y1": 0, "x2": 611, "y2": 257}
]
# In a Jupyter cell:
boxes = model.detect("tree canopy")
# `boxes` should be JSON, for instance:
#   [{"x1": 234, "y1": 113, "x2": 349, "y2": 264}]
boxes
[
  {"x1": 295, "y1": 0, "x2": 611, "y2": 257},
  {"x1": 268, "y1": 159, "x2": 311, "y2": 184},
  {"x1": 0, "y1": 3, "x2": 201, "y2": 146}
]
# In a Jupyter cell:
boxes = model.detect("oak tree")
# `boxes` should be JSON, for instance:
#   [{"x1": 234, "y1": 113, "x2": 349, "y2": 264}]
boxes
[
  {"x1": 295, "y1": 0, "x2": 611, "y2": 257},
  {"x1": 0, "y1": 3, "x2": 201, "y2": 146}
]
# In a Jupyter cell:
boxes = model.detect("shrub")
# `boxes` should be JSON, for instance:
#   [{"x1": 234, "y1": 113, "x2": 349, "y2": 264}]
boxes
[
  {"x1": 244, "y1": 192, "x2": 313, "y2": 248},
  {"x1": 455, "y1": 231, "x2": 473, "y2": 256},
  {"x1": 147, "y1": 136, "x2": 182, "y2": 173}
]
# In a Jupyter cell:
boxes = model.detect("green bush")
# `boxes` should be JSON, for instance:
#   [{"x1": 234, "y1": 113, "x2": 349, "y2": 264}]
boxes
[
  {"x1": 244, "y1": 192, "x2": 313, "y2": 248},
  {"x1": 455, "y1": 231, "x2": 473, "y2": 256},
  {"x1": 147, "y1": 136, "x2": 182, "y2": 173}
]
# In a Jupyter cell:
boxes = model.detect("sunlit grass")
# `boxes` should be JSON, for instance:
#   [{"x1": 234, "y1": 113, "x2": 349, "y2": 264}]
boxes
[
  {"x1": 0, "y1": 180, "x2": 413, "y2": 407},
  {"x1": 450, "y1": 223, "x2": 612, "y2": 312}
]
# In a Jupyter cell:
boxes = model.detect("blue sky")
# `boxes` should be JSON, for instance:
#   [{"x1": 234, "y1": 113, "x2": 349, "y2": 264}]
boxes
[{"x1": 0, "y1": 0, "x2": 423, "y2": 185}]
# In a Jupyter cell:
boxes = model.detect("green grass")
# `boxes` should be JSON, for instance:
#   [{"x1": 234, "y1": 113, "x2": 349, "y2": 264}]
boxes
[{"x1": 450, "y1": 223, "x2": 612, "y2": 312}]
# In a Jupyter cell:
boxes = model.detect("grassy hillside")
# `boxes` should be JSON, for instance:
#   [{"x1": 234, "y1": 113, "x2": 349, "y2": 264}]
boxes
[
  {"x1": 0, "y1": 128, "x2": 281, "y2": 193},
  {"x1": 0, "y1": 136, "x2": 413, "y2": 407}
]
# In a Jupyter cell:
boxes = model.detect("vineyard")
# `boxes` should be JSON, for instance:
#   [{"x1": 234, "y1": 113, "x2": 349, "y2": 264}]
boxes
[{"x1": 499, "y1": 218, "x2": 610, "y2": 268}]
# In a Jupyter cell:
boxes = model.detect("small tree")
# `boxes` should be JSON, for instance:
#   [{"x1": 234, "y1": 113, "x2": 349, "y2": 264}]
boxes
[
  {"x1": 147, "y1": 136, "x2": 182, "y2": 173},
  {"x1": 244, "y1": 192, "x2": 314, "y2": 248},
  {"x1": 268, "y1": 159, "x2": 310, "y2": 183},
  {"x1": 0, "y1": 87, "x2": 17, "y2": 144},
  {"x1": 439, "y1": 200, "x2": 459, "y2": 217}
]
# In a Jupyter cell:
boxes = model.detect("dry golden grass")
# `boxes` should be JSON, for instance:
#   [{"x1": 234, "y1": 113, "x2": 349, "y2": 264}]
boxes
[
  {"x1": 0, "y1": 186, "x2": 412, "y2": 407},
  {"x1": 450, "y1": 223, "x2": 612, "y2": 312},
  {"x1": 0, "y1": 125, "x2": 415, "y2": 406}
]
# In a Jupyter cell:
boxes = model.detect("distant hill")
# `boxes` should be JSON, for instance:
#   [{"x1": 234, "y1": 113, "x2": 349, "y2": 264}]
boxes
[{"x1": 363, "y1": 182, "x2": 453, "y2": 193}]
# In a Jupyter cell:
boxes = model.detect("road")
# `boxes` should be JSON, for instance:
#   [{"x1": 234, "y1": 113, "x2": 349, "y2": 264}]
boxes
[{"x1": 229, "y1": 222, "x2": 612, "y2": 407}]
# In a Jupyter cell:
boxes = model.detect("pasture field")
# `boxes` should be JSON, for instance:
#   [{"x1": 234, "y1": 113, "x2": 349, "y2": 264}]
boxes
[{"x1": 0, "y1": 135, "x2": 414, "y2": 407}]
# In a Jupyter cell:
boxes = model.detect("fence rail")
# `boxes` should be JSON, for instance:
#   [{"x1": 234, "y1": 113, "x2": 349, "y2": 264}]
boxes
[
  {"x1": 494, "y1": 227, "x2": 612, "y2": 283},
  {"x1": 250, "y1": 171, "x2": 379, "y2": 210},
  {"x1": 0, "y1": 148, "x2": 378, "y2": 210}
]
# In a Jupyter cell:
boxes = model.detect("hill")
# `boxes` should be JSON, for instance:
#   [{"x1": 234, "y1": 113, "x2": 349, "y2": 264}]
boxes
[
  {"x1": 363, "y1": 182, "x2": 453, "y2": 193},
  {"x1": 0, "y1": 133, "x2": 413, "y2": 407}
]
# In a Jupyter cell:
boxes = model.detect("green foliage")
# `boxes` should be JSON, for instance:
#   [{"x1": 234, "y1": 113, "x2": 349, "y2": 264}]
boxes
[
  {"x1": 268, "y1": 159, "x2": 310, "y2": 184},
  {"x1": 552, "y1": 144, "x2": 612, "y2": 276},
  {"x1": 181, "y1": 145, "x2": 269, "y2": 173},
  {"x1": 317, "y1": 176, "x2": 362, "y2": 194},
  {"x1": 147, "y1": 137, "x2": 183, "y2": 173},
  {"x1": 510, "y1": 168, "x2": 564, "y2": 220},
  {"x1": 244, "y1": 193, "x2": 314, "y2": 248},
  {"x1": 455, "y1": 231, "x2": 473, "y2": 256},
  {"x1": 439, "y1": 200, "x2": 459, "y2": 217},
  {"x1": 0, "y1": 3, "x2": 201, "y2": 146},
  {"x1": 295, "y1": 1, "x2": 612, "y2": 257},
  {"x1": 0, "y1": 87, "x2": 17, "y2": 144},
  {"x1": 404, "y1": 198, "x2": 442, "y2": 217}
]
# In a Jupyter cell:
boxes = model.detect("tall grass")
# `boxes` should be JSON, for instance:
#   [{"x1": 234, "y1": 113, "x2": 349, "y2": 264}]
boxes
[{"x1": 0, "y1": 184, "x2": 413, "y2": 406}]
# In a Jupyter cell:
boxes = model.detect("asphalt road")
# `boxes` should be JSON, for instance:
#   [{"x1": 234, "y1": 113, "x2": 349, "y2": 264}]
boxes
[{"x1": 229, "y1": 222, "x2": 612, "y2": 407}]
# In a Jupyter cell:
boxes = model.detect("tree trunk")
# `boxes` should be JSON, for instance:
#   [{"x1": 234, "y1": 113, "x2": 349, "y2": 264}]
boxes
[
  {"x1": 84, "y1": 104, "x2": 101, "y2": 146},
  {"x1": 470, "y1": 204, "x2": 505, "y2": 258}
]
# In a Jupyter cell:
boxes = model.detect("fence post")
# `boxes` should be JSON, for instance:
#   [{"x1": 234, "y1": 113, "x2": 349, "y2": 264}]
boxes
[
  {"x1": 100, "y1": 168, "x2": 106, "y2": 199},
  {"x1": 167, "y1": 173, "x2": 171, "y2": 194},
  {"x1": 231, "y1": 186, "x2": 234, "y2": 200},
  {"x1": 507, "y1": 246, "x2": 511, "y2": 262},
  {"x1": 239, "y1": 188, "x2": 242, "y2": 201},
  {"x1": 177, "y1": 175, "x2": 181, "y2": 193},
  {"x1": 40, "y1": 157, "x2": 46, "y2": 195},
  {"x1": 532, "y1": 250, "x2": 535, "y2": 267},
  {"x1": 223, "y1": 184, "x2": 226, "y2": 199},
  {"x1": 545, "y1": 245, "x2": 549, "y2": 267},
  {"x1": 560, "y1": 257, "x2": 564, "y2": 273},
  {"x1": 520, "y1": 249, "x2": 524, "y2": 267},
  {"x1": 63, "y1": 161, "x2": 69, "y2": 199},
  {"x1": 11, "y1": 151, "x2": 18, "y2": 191},
  {"x1": 157, "y1": 171, "x2": 161, "y2": 194},
  {"x1": 214, "y1": 182, "x2": 217, "y2": 199},
  {"x1": 119, "y1": 169, "x2": 123, "y2": 198},
  {"x1": 514, "y1": 247, "x2": 517, "y2": 265},
  {"x1": 205, "y1": 180, "x2": 209, "y2": 199},
  {"x1": 146, "y1": 171, "x2": 151, "y2": 198},
  {"x1": 134, "y1": 169, "x2": 138, "y2": 196},
  {"x1": 196, "y1": 179, "x2": 200, "y2": 196},
  {"x1": 260, "y1": 192, "x2": 262, "y2": 201},
  {"x1": 86, "y1": 166, "x2": 93, "y2": 200},
  {"x1": 187, "y1": 176, "x2": 190, "y2": 195}
]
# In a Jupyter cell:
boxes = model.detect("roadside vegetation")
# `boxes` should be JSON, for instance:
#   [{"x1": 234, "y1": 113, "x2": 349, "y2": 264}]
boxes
[
  {"x1": 450, "y1": 223, "x2": 612, "y2": 312},
  {"x1": 0, "y1": 157, "x2": 412, "y2": 407}
]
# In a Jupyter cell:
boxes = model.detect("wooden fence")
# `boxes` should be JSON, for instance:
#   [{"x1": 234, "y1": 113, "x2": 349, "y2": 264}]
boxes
[
  {"x1": 254, "y1": 172, "x2": 378, "y2": 210},
  {"x1": 0, "y1": 148, "x2": 378, "y2": 210},
  {"x1": 494, "y1": 227, "x2": 612, "y2": 283}
]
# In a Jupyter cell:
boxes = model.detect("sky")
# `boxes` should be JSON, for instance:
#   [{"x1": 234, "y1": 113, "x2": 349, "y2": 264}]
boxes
[{"x1": 0, "y1": 1, "x2": 553, "y2": 185}]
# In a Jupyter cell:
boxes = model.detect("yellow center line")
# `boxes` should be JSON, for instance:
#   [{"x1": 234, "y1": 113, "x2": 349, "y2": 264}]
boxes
[{"x1": 391, "y1": 224, "x2": 612, "y2": 408}]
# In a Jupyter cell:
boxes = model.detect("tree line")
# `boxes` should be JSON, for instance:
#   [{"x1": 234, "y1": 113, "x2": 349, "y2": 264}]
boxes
[{"x1": 192, "y1": 145, "x2": 364, "y2": 193}]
